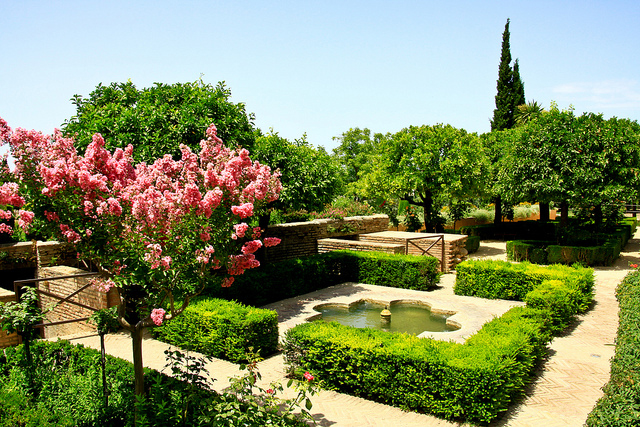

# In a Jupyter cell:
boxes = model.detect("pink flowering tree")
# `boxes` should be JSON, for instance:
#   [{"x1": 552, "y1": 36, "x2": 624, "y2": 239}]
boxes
[{"x1": 0, "y1": 117, "x2": 282, "y2": 396}]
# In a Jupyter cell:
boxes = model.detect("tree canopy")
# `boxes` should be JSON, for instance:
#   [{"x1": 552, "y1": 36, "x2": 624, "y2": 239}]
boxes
[
  {"x1": 359, "y1": 124, "x2": 488, "y2": 231},
  {"x1": 62, "y1": 80, "x2": 258, "y2": 163},
  {"x1": 252, "y1": 132, "x2": 342, "y2": 214}
]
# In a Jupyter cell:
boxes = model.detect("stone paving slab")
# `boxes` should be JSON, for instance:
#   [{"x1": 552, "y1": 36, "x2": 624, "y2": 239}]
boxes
[{"x1": 60, "y1": 234, "x2": 638, "y2": 426}]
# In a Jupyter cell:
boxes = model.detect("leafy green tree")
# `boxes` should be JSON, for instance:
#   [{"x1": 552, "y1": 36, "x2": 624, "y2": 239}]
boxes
[
  {"x1": 498, "y1": 105, "x2": 640, "y2": 229},
  {"x1": 331, "y1": 128, "x2": 383, "y2": 193},
  {"x1": 62, "y1": 80, "x2": 258, "y2": 163},
  {"x1": 360, "y1": 124, "x2": 488, "y2": 231},
  {"x1": 252, "y1": 132, "x2": 342, "y2": 215}
]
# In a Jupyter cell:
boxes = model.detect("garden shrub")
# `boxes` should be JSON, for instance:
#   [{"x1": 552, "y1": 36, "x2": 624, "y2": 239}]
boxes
[
  {"x1": 460, "y1": 220, "x2": 557, "y2": 241},
  {"x1": 454, "y1": 260, "x2": 593, "y2": 309},
  {"x1": 465, "y1": 235, "x2": 481, "y2": 254},
  {"x1": 586, "y1": 269, "x2": 640, "y2": 426},
  {"x1": 153, "y1": 297, "x2": 279, "y2": 362},
  {"x1": 207, "y1": 251, "x2": 440, "y2": 306},
  {"x1": 284, "y1": 305, "x2": 551, "y2": 424}
]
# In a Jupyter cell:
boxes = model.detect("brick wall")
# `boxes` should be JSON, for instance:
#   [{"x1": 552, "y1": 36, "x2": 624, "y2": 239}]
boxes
[
  {"x1": 318, "y1": 238, "x2": 405, "y2": 254},
  {"x1": 358, "y1": 231, "x2": 468, "y2": 272},
  {"x1": 264, "y1": 215, "x2": 390, "y2": 262},
  {"x1": 36, "y1": 266, "x2": 120, "y2": 339},
  {"x1": 0, "y1": 240, "x2": 76, "y2": 271}
]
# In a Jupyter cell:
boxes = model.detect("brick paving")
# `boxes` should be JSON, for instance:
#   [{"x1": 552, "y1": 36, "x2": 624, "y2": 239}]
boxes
[{"x1": 62, "y1": 234, "x2": 638, "y2": 426}]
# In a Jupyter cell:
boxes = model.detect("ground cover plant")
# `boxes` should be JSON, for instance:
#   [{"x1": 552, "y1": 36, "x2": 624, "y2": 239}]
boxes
[
  {"x1": 153, "y1": 297, "x2": 279, "y2": 362},
  {"x1": 0, "y1": 339, "x2": 315, "y2": 427},
  {"x1": 586, "y1": 268, "x2": 640, "y2": 425},
  {"x1": 284, "y1": 261, "x2": 593, "y2": 423}
]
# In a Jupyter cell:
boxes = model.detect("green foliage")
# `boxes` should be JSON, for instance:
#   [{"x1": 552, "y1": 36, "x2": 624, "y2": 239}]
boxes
[
  {"x1": 465, "y1": 235, "x2": 481, "y2": 253},
  {"x1": 506, "y1": 226, "x2": 630, "y2": 266},
  {"x1": 454, "y1": 260, "x2": 593, "y2": 316},
  {"x1": 62, "y1": 80, "x2": 257, "y2": 163},
  {"x1": 283, "y1": 304, "x2": 550, "y2": 424},
  {"x1": 331, "y1": 127, "x2": 385, "y2": 195},
  {"x1": 89, "y1": 307, "x2": 120, "y2": 335},
  {"x1": 252, "y1": 132, "x2": 342, "y2": 214},
  {"x1": 460, "y1": 220, "x2": 558, "y2": 240},
  {"x1": 586, "y1": 270, "x2": 640, "y2": 425},
  {"x1": 208, "y1": 251, "x2": 440, "y2": 306},
  {"x1": 497, "y1": 106, "x2": 640, "y2": 227},
  {"x1": 0, "y1": 287, "x2": 45, "y2": 341},
  {"x1": 358, "y1": 124, "x2": 488, "y2": 231},
  {"x1": 153, "y1": 297, "x2": 279, "y2": 362},
  {"x1": 0, "y1": 339, "x2": 310, "y2": 427}
]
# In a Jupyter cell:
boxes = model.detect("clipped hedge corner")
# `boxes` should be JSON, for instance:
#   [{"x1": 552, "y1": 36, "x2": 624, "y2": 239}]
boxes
[{"x1": 154, "y1": 297, "x2": 279, "y2": 362}]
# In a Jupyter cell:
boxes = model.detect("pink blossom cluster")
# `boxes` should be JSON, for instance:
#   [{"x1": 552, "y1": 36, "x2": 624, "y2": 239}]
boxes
[
  {"x1": 144, "y1": 243, "x2": 172, "y2": 270},
  {"x1": 1, "y1": 116, "x2": 283, "y2": 298},
  {"x1": 150, "y1": 308, "x2": 166, "y2": 326},
  {"x1": 263, "y1": 237, "x2": 281, "y2": 247},
  {"x1": 89, "y1": 277, "x2": 116, "y2": 293}
]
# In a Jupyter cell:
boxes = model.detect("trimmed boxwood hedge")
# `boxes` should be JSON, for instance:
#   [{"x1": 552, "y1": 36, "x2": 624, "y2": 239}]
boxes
[
  {"x1": 153, "y1": 297, "x2": 279, "y2": 362},
  {"x1": 205, "y1": 251, "x2": 440, "y2": 306},
  {"x1": 586, "y1": 270, "x2": 640, "y2": 426},
  {"x1": 285, "y1": 306, "x2": 551, "y2": 424},
  {"x1": 285, "y1": 261, "x2": 594, "y2": 423}
]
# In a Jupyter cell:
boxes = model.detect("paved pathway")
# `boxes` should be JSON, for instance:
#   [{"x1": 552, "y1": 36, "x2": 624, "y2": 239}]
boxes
[{"x1": 62, "y1": 235, "x2": 638, "y2": 426}]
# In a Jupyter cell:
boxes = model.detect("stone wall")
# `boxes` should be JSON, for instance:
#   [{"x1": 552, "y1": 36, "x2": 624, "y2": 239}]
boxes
[
  {"x1": 36, "y1": 266, "x2": 120, "y2": 339},
  {"x1": 264, "y1": 214, "x2": 390, "y2": 262},
  {"x1": 0, "y1": 240, "x2": 76, "y2": 271},
  {"x1": 317, "y1": 238, "x2": 405, "y2": 255},
  {"x1": 358, "y1": 231, "x2": 468, "y2": 272}
]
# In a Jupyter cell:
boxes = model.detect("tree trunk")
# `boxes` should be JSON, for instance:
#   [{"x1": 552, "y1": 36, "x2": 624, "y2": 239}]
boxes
[
  {"x1": 494, "y1": 196, "x2": 502, "y2": 225},
  {"x1": 560, "y1": 201, "x2": 569, "y2": 228},
  {"x1": 539, "y1": 202, "x2": 550, "y2": 222},
  {"x1": 421, "y1": 193, "x2": 433, "y2": 232},
  {"x1": 100, "y1": 333, "x2": 109, "y2": 408},
  {"x1": 593, "y1": 204, "x2": 603, "y2": 230},
  {"x1": 131, "y1": 325, "x2": 145, "y2": 397}
]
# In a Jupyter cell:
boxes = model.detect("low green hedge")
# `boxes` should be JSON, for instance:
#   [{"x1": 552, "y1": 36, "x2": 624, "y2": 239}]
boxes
[
  {"x1": 284, "y1": 306, "x2": 551, "y2": 424},
  {"x1": 586, "y1": 269, "x2": 640, "y2": 426},
  {"x1": 154, "y1": 297, "x2": 279, "y2": 362},
  {"x1": 506, "y1": 230, "x2": 628, "y2": 266},
  {"x1": 284, "y1": 261, "x2": 594, "y2": 423},
  {"x1": 207, "y1": 251, "x2": 440, "y2": 306}
]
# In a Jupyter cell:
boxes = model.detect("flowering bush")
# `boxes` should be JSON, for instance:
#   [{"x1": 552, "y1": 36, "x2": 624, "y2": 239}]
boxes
[{"x1": 0, "y1": 117, "x2": 282, "y2": 396}]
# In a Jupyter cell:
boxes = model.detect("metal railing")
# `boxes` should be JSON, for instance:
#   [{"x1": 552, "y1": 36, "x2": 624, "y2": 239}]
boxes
[
  {"x1": 404, "y1": 234, "x2": 445, "y2": 272},
  {"x1": 14, "y1": 272, "x2": 100, "y2": 329}
]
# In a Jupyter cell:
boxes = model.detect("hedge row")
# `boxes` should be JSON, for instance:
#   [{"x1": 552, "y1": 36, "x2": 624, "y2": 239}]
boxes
[
  {"x1": 586, "y1": 270, "x2": 640, "y2": 426},
  {"x1": 206, "y1": 251, "x2": 440, "y2": 306},
  {"x1": 284, "y1": 261, "x2": 594, "y2": 423},
  {"x1": 153, "y1": 297, "x2": 279, "y2": 362},
  {"x1": 284, "y1": 306, "x2": 551, "y2": 424},
  {"x1": 505, "y1": 224, "x2": 633, "y2": 266},
  {"x1": 459, "y1": 220, "x2": 557, "y2": 240}
]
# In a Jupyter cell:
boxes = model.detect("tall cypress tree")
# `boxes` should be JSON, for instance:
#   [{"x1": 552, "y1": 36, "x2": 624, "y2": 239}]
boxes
[
  {"x1": 512, "y1": 59, "x2": 525, "y2": 112},
  {"x1": 490, "y1": 19, "x2": 526, "y2": 224},
  {"x1": 491, "y1": 19, "x2": 514, "y2": 131}
]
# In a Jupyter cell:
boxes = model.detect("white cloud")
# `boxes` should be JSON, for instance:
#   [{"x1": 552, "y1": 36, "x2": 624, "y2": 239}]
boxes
[{"x1": 552, "y1": 79, "x2": 640, "y2": 110}]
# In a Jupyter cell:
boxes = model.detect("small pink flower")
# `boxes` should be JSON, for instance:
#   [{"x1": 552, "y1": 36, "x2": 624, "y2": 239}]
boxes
[
  {"x1": 266, "y1": 388, "x2": 275, "y2": 395},
  {"x1": 631, "y1": 263, "x2": 638, "y2": 269},
  {"x1": 303, "y1": 371, "x2": 314, "y2": 382},
  {"x1": 221, "y1": 277, "x2": 234, "y2": 288},
  {"x1": 263, "y1": 237, "x2": 281, "y2": 247},
  {"x1": 150, "y1": 308, "x2": 166, "y2": 326}
]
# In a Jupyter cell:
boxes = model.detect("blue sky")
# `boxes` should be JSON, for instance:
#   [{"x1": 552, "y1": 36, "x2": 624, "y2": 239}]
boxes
[{"x1": 2, "y1": 1, "x2": 639, "y2": 152}]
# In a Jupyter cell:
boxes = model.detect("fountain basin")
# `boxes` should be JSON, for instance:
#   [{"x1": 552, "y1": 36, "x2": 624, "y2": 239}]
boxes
[{"x1": 310, "y1": 299, "x2": 460, "y2": 335}]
